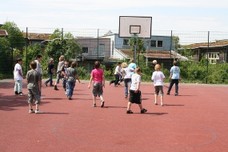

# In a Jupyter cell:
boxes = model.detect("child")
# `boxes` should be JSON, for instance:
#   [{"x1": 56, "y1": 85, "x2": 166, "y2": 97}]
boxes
[
  {"x1": 151, "y1": 64, "x2": 165, "y2": 106},
  {"x1": 13, "y1": 58, "x2": 23, "y2": 95},
  {"x1": 126, "y1": 67, "x2": 147, "y2": 114},
  {"x1": 65, "y1": 61, "x2": 80, "y2": 100},
  {"x1": 121, "y1": 62, "x2": 132, "y2": 99},
  {"x1": 61, "y1": 60, "x2": 70, "y2": 91},
  {"x1": 88, "y1": 61, "x2": 105, "y2": 107},
  {"x1": 26, "y1": 61, "x2": 42, "y2": 114}
]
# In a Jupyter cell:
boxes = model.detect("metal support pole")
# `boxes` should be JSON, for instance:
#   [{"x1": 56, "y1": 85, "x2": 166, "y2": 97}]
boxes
[
  {"x1": 206, "y1": 31, "x2": 210, "y2": 84},
  {"x1": 97, "y1": 29, "x2": 99, "y2": 60},
  {"x1": 25, "y1": 27, "x2": 28, "y2": 72},
  {"x1": 133, "y1": 33, "x2": 137, "y2": 64}
]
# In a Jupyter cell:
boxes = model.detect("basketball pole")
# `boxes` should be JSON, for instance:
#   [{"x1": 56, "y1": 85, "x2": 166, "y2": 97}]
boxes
[{"x1": 133, "y1": 33, "x2": 137, "y2": 64}]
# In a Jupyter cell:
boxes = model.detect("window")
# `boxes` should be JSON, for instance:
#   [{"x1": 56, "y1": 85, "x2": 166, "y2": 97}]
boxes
[
  {"x1": 206, "y1": 52, "x2": 219, "y2": 64},
  {"x1": 150, "y1": 40, "x2": 156, "y2": 47},
  {"x1": 157, "y1": 41, "x2": 163, "y2": 47},
  {"x1": 123, "y1": 39, "x2": 129, "y2": 45},
  {"x1": 82, "y1": 47, "x2": 88, "y2": 53}
]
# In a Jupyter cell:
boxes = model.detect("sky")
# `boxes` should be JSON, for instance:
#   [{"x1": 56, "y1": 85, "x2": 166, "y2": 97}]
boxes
[{"x1": 0, "y1": 0, "x2": 228, "y2": 37}]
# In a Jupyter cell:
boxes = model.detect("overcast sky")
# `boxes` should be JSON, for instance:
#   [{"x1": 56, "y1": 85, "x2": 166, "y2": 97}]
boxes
[{"x1": 1, "y1": 0, "x2": 227, "y2": 33}]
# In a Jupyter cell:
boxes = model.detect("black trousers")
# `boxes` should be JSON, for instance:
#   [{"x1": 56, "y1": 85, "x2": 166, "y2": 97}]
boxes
[{"x1": 167, "y1": 79, "x2": 179, "y2": 94}]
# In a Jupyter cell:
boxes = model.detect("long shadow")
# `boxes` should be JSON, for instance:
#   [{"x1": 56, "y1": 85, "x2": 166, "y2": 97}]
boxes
[
  {"x1": 43, "y1": 97, "x2": 67, "y2": 100},
  {"x1": 0, "y1": 94, "x2": 50, "y2": 111},
  {"x1": 177, "y1": 94, "x2": 195, "y2": 97},
  {"x1": 72, "y1": 98, "x2": 92, "y2": 101},
  {"x1": 142, "y1": 98, "x2": 150, "y2": 101},
  {"x1": 135, "y1": 112, "x2": 168, "y2": 115},
  {"x1": 0, "y1": 95, "x2": 28, "y2": 111},
  {"x1": 105, "y1": 106, "x2": 127, "y2": 109},
  {"x1": 0, "y1": 81, "x2": 14, "y2": 89},
  {"x1": 165, "y1": 104, "x2": 184, "y2": 106},
  {"x1": 35, "y1": 112, "x2": 69, "y2": 115},
  {"x1": 142, "y1": 92, "x2": 154, "y2": 95}
]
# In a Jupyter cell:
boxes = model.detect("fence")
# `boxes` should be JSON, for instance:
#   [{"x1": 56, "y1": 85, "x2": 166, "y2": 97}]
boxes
[{"x1": 1, "y1": 26, "x2": 228, "y2": 79}]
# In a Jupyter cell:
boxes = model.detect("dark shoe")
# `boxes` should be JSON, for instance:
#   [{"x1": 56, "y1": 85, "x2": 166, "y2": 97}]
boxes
[
  {"x1": 101, "y1": 101, "x2": 105, "y2": 108},
  {"x1": 54, "y1": 85, "x2": 59, "y2": 90},
  {"x1": 15, "y1": 91, "x2": 18, "y2": 95},
  {"x1": 175, "y1": 93, "x2": 178, "y2": 96},
  {"x1": 93, "y1": 103, "x2": 96, "y2": 107},
  {"x1": 167, "y1": 92, "x2": 170, "y2": 95},
  {"x1": 140, "y1": 108, "x2": 147, "y2": 114},
  {"x1": 126, "y1": 110, "x2": 133, "y2": 114},
  {"x1": 68, "y1": 96, "x2": 72, "y2": 100}
]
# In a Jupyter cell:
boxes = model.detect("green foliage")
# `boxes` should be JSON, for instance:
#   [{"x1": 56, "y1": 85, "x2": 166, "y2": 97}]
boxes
[
  {"x1": 76, "y1": 66, "x2": 90, "y2": 80},
  {"x1": 45, "y1": 29, "x2": 81, "y2": 68},
  {"x1": 129, "y1": 36, "x2": 145, "y2": 52},
  {"x1": 1, "y1": 22, "x2": 25, "y2": 50}
]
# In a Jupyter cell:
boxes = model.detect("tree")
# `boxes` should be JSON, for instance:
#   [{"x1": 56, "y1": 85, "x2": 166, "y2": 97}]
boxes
[
  {"x1": 129, "y1": 36, "x2": 145, "y2": 65},
  {"x1": 0, "y1": 22, "x2": 25, "y2": 75},
  {"x1": 1, "y1": 22, "x2": 25, "y2": 50},
  {"x1": 45, "y1": 29, "x2": 81, "y2": 65}
]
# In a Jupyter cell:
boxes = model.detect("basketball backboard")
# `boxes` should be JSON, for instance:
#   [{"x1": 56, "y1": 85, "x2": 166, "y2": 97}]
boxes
[{"x1": 119, "y1": 16, "x2": 152, "y2": 39}]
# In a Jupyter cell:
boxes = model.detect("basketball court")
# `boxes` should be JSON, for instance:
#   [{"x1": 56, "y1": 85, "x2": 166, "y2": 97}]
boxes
[{"x1": 0, "y1": 79, "x2": 228, "y2": 152}]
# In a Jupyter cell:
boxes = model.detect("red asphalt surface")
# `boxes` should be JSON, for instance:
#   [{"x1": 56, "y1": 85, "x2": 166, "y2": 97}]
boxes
[{"x1": 0, "y1": 79, "x2": 228, "y2": 152}]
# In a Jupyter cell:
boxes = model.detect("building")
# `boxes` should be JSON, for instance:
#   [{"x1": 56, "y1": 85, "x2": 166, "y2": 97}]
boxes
[{"x1": 185, "y1": 40, "x2": 228, "y2": 64}]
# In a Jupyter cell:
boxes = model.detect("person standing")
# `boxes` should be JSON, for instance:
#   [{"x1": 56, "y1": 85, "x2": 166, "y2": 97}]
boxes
[
  {"x1": 167, "y1": 60, "x2": 181, "y2": 96},
  {"x1": 151, "y1": 64, "x2": 165, "y2": 106},
  {"x1": 88, "y1": 61, "x2": 105, "y2": 107},
  {"x1": 34, "y1": 55, "x2": 43, "y2": 96},
  {"x1": 13, "y1": 58, "x2": 23, "y2": 95},
  {"x1": 44, "y1": 58, "x2": 55, "y2": 87},
  {"x1": 65, "y1": 61, "x2": 80, "y2": 100},
  {"x1": 61, "y1": 60, "x2": 70, "y2": 91},
  {"x1": 121, "y1": 62, "x2": 132, "y2": 99},
  {"x1": 110, "y1": 62, "x2": 122, "y2": 86},
  {"x1": 26, "y1": 61, "x2": 42, "y2": 114},
  {"x1": 54, "y1": 55, "x2": 65, "y2": 90},
  {"x1": 126, "y1": 67, "x2": 147, "y2": 114}
]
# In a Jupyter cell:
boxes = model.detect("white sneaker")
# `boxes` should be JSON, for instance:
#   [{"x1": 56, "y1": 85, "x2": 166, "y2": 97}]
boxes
[
  {"x1": 29, "y1": 109, "x2": 35, "y2": 114},
  {"x1": 35, "y1": 109, "x2": 42, "y2": 114}
]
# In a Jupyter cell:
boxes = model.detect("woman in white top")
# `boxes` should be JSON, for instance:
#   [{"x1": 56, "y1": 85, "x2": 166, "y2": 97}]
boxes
[{"x1": 151, "y1": 64, "x2": 165, "y2": 106}]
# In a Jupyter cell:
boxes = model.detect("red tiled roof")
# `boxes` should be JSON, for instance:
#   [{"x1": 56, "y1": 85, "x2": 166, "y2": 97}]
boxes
[
  {"x1": 22, "y1": 32, "x2": 51, "y2": 40},
  {"x1": 120, "y1": 49, "x2": 174, "y2": 59},
  {"x1": 186, "y1": 40, "x2": 228, "y2": 49},
  {"x1": 0, "y1": 29, "x2": 8, "y2": 36}
]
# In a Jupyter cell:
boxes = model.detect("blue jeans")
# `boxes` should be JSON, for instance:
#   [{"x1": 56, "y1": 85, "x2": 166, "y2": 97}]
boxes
[
  {"x1": 14, "y1": 80, "x2": 23, "y2": 93},
  {"x1": 66, "y1": 81, "x2": 75, "y2": 97},
  {"x1": 124, "y1": 78, "x2": 131, "y2": 97},
  {"x1": 45, "y1": 73, "x2": 53, "y2": 86}
]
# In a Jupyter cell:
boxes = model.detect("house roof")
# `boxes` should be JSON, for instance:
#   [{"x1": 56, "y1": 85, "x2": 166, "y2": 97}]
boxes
[
  {"x1": 22, "y1": 32, "x2": 51, "y2": 40},
  {"x1": 119, "y1": 49, "x2": 188, "y2": 61},
  {"x1": 186, "y1": 40, "x2": 228, "y2": 49},
  {"x1": 0, "y1": 29, "x2": 8, "y2": 37}
]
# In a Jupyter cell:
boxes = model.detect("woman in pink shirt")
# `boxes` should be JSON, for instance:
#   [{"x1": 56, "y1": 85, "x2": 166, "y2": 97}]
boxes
[{"x1": 88, "y1": 61, "x2": 105, "y2": 107}]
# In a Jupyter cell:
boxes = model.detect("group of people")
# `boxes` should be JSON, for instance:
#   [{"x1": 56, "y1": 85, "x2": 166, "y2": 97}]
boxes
[
  {"x1": 13, "y1": 55, "x2": 180, "y2": 114},
  {"x1": 108, "y1": 59, "x2": 181, "y2": 113}
]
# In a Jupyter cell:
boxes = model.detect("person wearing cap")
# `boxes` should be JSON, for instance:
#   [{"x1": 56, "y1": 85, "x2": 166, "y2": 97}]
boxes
[{"x1": 13, "y1": 58, "x2": 24, "y2": 95}]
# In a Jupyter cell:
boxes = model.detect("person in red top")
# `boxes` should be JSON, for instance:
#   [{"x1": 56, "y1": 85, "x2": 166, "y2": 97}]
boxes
[{"x1": 88, "y1": 61, "x2": 105, "y2": 107}]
